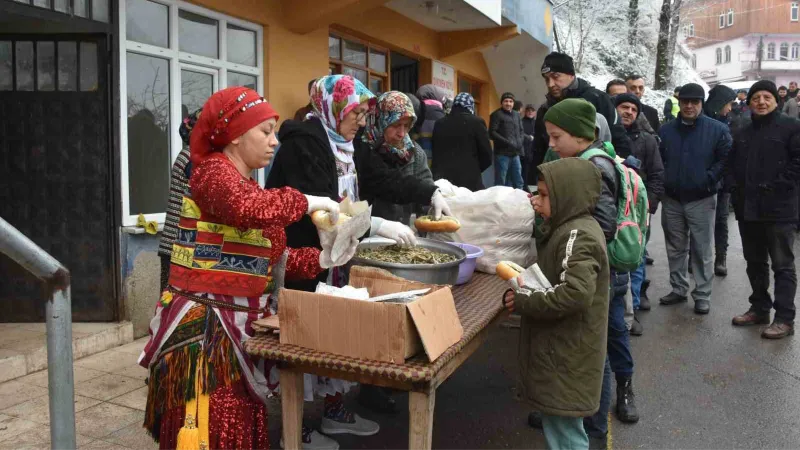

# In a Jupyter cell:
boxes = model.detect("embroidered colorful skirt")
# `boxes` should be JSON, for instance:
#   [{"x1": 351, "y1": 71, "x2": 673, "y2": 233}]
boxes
[{"x1": 139, "y1": 291, "x2": 277, "y2": 450}]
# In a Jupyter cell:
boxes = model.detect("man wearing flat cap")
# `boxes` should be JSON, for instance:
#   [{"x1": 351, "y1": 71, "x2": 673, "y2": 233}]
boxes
[{"x1": 657, "y1": 83, "x2": 731, "y2": 315}]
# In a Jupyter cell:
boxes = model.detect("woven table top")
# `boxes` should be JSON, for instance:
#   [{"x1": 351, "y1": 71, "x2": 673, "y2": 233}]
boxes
[{"x1": 244, "y1": 273, "x2": 507, "y2": 384}]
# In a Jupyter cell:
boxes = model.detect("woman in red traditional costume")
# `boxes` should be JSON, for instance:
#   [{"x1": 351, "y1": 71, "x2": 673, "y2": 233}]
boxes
[{"x1": 138, "y1": 87, "x2": 357, "y2": 450}]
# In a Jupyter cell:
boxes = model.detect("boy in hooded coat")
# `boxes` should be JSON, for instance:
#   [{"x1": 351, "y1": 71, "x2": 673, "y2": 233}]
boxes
[{"x1": 504, "y1": 157, "x2": 610, "y2": 449}]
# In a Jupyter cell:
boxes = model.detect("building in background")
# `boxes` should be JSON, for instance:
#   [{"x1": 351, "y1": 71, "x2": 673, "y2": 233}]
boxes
[
  {"x1": 0, "y1": 0, "x2": 553, "y2": 336},
  {"x1": 684, "y1": 0, "x2": 800, "y2": 87}
]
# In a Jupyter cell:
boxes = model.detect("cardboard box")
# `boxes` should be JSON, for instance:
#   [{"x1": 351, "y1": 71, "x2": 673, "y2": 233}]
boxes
[{"x1": 279, "y1": 266, "x2": 463, "y2": 363}]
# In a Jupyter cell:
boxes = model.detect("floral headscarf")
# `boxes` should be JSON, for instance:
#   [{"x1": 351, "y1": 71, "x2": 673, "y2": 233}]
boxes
[
  {"x1": 310, "y1": 75, "x2": 375, "y2": 152},
  {"x1": 453, "y1": 92, "x2": 475, "y2": 115},
  {"x1": 362, "y1": 91, "x2": 417, "y2": 166}
]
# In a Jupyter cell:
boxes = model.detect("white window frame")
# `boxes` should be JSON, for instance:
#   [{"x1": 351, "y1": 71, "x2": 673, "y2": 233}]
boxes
[
  {"x1": 716, "y1": 47, "x2": 722, "y2": 65},
  {"x1": 725, "y1": 45, "x2": 731, "y2": 63},
  {"x1": 719, "y1": 14, "x2": 725, "y2": 29},
  {"x1": 767, "y1": 42, "x2": 776, "y2": 60},
  {"x1": 781, "y1": 42, "x2": 790, "y2": 60},
  {"x1": 792, "y1": 2, "x2": 799, "y2": 22},
  {"x1": 118, "y1": 0, "x2": 264, "y2": 226},
  {"x1": 727, "y1": 8, "x2": 734, "y2": 27},
  {"x1": 792, "y1": 43, "x2": 800, "y2": 60}
]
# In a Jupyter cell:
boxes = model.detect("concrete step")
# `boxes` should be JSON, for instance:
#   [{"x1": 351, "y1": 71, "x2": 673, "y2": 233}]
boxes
[{"x1": 0, "y1": 322, "x2": 134, "y2": 383}]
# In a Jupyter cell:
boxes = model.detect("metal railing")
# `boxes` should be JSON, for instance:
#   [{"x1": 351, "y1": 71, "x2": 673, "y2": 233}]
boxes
[{"x1": 0, "y1": 216, "x2": 75, "y2": 450}]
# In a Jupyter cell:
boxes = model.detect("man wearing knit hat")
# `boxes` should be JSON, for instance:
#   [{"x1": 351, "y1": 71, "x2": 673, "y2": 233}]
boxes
[
  {"x1": 728, "y1": 79, "x2": 800, "y2": 339},
  {"x1": 530, "y1": 52, "x2": 632, "y2": 185},
  {"x1": 615, "y1": 93, "x2": 664, "y2": 333},
  {"x1": 490, "y1": 92, "x2": 526, "y2": 189},
  {"x1": 657, "y1": 83, "x2": 731, "y2": 315},
  {"x1": 541, "y1": 98, "x2": 640, "y2": 446}
]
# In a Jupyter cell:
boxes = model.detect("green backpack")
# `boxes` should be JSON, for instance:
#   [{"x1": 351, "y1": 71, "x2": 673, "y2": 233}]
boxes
[{"x1": 580, "y1": 148, "x2": 649, "y2": 272}]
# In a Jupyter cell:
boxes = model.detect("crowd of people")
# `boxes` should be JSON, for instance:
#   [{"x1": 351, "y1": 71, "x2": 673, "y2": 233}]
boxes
[{"x1": 136, "y1": 48, "x2": 799, "y2": 450}]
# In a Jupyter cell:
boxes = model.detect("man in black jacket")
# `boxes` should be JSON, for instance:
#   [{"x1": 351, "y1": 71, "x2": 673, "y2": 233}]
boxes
[
  {"x1": 615, "y1": 93, "x2": 665, "y2": 333},
  {"x1": 658, "y1": 83, "x2": 731, "y2": 315},
  {"x1": 490, "y1": 92, "x2": 526, "y2": 189},
  {"x1": 625, "y1": 75, "x2": 661, "y2": 134},
  {"x1": 431, "y1": 93, "x2": 493, "y2": 191},
  {"x1": 728, "y1": 80, "x2": 800, "y2": 339},
  {"x1": 532, "y1": 52, "x2": 632, "y2": 184}
]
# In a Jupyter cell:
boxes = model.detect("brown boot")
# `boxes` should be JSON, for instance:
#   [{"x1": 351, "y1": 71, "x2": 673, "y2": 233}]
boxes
[
  {"x1": 732, "y1": 310, "x2": 771, "y2": 326},
  {"x1": 761, "y1": 322, "x2": 795, "y2": 339}
]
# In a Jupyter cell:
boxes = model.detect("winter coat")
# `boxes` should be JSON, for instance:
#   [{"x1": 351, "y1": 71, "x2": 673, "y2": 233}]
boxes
[
  {"x1": 640, "y1": 103, "x2": 661, "y2": 135},
  {"x1": 514, "y1": 157, "x2": 609, "y2": 418},
  {"x1": 726, "y1": 109, "x2": 800, "y2": 223},
  {"x1": 365, "y1": 143, "x2": 433, "y2": 225},
  {"x1": 627, "y1": 119, "x2": 664, "y2": 213},
  {"x1": 431, "y1": 105, "x2": 493, "y2": 191},
  {"x1": 267, "y1": 117, "x2": 437, "y2": 291},
  {"x1": 415, "y1": 86, "x2": 447, "y2": 157},
  {"x1": 489, "y1": 108, "x2": 525, "y2": 156},
  {"x1": 782, "y1": 98, "x2": 800, "y2": 119},
  {"x1": 658, "y1": 113, "x2": 731, "y2": 203},
  {"x1": 533, "y1": 78, "x2": 633, "y2": 173}
]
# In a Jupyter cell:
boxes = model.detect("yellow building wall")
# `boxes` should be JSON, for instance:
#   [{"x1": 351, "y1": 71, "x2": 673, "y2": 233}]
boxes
[{"x1": 185, "y1": 1, "x2": 500, "y2": 124}]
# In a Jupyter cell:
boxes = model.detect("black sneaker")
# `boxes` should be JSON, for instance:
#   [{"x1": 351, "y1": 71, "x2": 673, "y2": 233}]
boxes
[
  {"x1": 659, "y1": 292, "x2": 688, "y2": 306},
  {"x1": 694, "y1": 299, "x2": 711, "y2": 315},
  {"x1": 588, "y1": 434, "x2": 608, "y2": 450},
  {"x1": 630, "y1": 315, "x2": 643, "y2": 336},
  {"x1": 645, "y1": 256, "x2": 654, "y2": 265},
  {"x1": 527, "y1": 411, "x2": 543, "y2": 430}
]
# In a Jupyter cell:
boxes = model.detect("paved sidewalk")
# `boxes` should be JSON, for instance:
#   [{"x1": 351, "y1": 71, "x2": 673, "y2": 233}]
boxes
[{"x1": 0, "y1": 337, "x2": 151, "y2": 450}]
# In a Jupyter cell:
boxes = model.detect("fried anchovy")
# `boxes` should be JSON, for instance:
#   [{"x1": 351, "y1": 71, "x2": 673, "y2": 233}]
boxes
[{"x1": 356, "y1": 245, "x2": 458, "y2": 265}]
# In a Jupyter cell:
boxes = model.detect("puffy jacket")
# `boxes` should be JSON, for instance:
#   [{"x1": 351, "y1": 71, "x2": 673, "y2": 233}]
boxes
[
  {"x1": 726, "y1": 109, "x2": 800, "y2": 222},
  {"x1": 627, "y1": 119, "x2": 664, "y2": 213},
  {"x1": 658, "y1": 113, "x2": 731, "y2": 203},
  {"x1": 515, "y1": 157, "x2": 609, "y2": 418},
  {"x1": 489, "y1": 108, "x2": 525, "y2": 156},
  {"x1": 431, "y1": 105, "x2": 493, "y2": 191},
  {"x1": 533, "y1": 78, "x2": 633, "y2": 172}
]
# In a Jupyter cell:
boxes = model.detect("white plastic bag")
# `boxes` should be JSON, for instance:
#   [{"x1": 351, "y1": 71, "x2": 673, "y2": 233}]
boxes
[{"x1": 427, "y1": 182, "x2": 536, "y2": 273}]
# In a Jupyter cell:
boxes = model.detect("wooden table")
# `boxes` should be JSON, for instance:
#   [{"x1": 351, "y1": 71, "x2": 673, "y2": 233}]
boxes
[{"x1": 244, "y1": 273, "x2": 508, "y2": 450}]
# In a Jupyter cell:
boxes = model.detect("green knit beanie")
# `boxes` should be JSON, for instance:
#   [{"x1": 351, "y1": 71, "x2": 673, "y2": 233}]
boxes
[{"x1": 543, "y1": 98, "x2": 597, "y2": 141}]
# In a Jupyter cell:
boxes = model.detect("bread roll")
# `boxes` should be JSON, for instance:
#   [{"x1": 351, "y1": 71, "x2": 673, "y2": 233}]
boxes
[
  {"x1": 414, "y1": 215, "x2": 461, "y2": 233},
  {"x1": 496, "y1": 261, "x2": 525, "y2": 281},
  {"x1": 311, "y1": 211, "x2": 351, "y2": 232}
]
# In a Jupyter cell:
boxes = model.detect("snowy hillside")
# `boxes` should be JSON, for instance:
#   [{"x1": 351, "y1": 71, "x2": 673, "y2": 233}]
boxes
[{"x1": 555, "y1": 0, "x2": 706, "y2": 118}]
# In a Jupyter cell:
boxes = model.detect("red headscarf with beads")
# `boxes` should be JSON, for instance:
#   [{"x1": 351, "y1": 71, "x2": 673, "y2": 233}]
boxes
[{"x1": 190, "y1": 86, "x2": 279, "y2": 166}]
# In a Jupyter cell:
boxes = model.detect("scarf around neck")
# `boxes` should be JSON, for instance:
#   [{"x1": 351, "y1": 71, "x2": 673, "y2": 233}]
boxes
[{"x1": 363, "y1": 91, "x2": 417, "y2": 166}]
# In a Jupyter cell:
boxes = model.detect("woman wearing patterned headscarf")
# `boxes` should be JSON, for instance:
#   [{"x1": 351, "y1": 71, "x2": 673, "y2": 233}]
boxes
[
  {"x1": 431, "y1": 92, "x2": 493, "y2": 191},
  {"x1": 269, "y1": 76, "x2": 448, "y2": 286},
  {"x1": 138, "y1": 87, "x2": 354, "y2": 450},
  {"x1": 356, "y1": 91, "x2": 435, "y2": 225}
]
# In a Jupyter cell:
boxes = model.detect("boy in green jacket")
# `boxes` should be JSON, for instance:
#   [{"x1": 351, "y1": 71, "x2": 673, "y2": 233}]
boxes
[{"x1": 503, "y1": 157, "x2": 610, "y2": 449}]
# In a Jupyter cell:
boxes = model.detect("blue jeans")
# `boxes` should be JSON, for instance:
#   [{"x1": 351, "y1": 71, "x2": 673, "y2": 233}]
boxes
[
  {"x1": 630, "y1": 255, "x2": 646, "y2": 310},
  {"x1": 542, "y1": 414, "x2": 589, "y2": 450},
  {"x1": 584, "y1": 270, "x2": 634, "y2": 437},
  {"x1": 495, "y1": 155, "x2": 524, "y2": 189}
]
